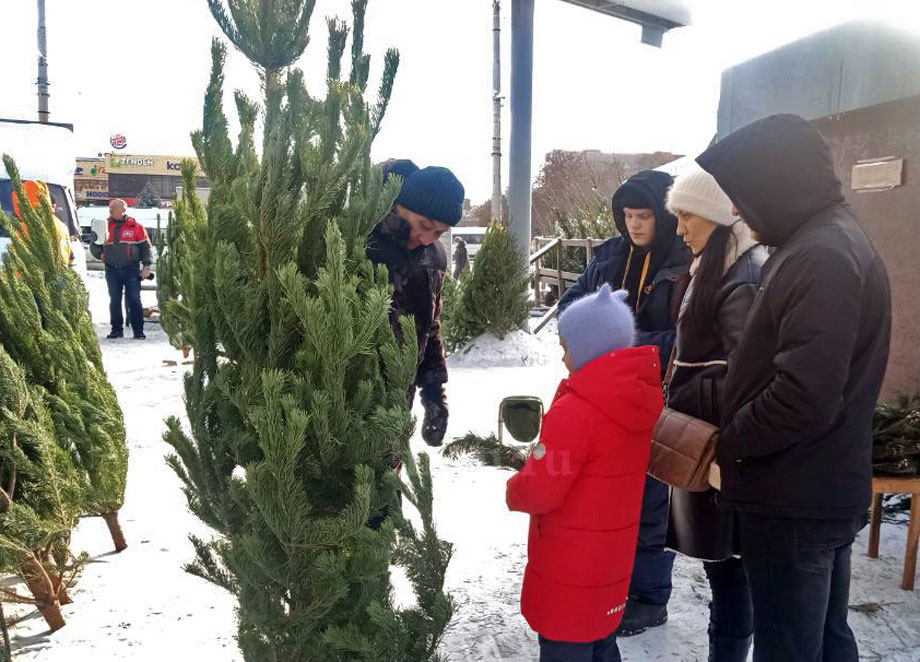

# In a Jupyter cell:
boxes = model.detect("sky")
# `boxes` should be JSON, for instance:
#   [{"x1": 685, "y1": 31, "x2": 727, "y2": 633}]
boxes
[{"x1": 1, "y1": 0, "x2": 919, "y2": 204}]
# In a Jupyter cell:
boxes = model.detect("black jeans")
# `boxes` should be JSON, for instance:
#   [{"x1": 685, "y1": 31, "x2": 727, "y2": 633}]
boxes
[
  {"x1": 105, "y1": 265, "x2": 143, "y2": 335},
  {"x1": 539, "y1": 632, "x2": 620, "y2": 662},
  {"x1": 628, "y1": 475, "x2": 675, "y2": 605},
  {"x1": 704, "y1": 557, "x2": 753, "y2": 656},
  {"x1": 738, "y1": 512, "x2": 866, "y2": 662}
]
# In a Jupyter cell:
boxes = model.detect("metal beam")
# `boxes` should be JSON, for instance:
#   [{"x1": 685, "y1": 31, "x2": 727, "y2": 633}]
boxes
[
  {"x1": 508, "y1": 0, "x2": 534, "y2": 257},
  {"x1": 558, "y1": 0, "x2": 685, "y2": 30}
]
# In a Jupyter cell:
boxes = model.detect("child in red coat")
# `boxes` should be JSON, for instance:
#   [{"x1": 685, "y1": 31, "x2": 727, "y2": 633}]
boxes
[{"x1": 507, "y1": 283, "x2": 664, "y2": 661}]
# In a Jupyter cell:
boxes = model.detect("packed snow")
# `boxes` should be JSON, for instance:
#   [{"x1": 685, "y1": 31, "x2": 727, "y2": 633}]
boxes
[{"x1": 6, "y1": 273, "x2": 920, "y2": 661}]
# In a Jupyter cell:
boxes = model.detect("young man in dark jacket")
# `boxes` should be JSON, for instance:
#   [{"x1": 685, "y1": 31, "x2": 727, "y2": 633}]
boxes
[
  {"x1": 697, "y1": 114, "x2": 892, "y2": 662},
  {"x1": 559, "y1": 170, "x2": 690, "y2": 636},
  {"x1": 90, "y1": 198, "x2": 152, "y2": 339},
  {"x1": 367, "y1": 164, "x2": 465, "y2": 447}
]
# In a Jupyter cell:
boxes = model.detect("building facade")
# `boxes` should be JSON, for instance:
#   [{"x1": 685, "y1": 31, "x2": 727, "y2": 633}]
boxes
[{"x1": 74, "y1": 154, "x2": 209, "y2": 206}]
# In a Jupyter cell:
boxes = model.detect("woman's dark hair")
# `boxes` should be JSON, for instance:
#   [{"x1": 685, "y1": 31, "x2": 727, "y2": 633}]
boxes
[{"x1": 681, "y1": 224, "x2": 732, "y2": 342}]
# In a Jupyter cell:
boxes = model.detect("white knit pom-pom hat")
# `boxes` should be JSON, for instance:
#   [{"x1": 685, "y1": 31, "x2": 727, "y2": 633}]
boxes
[{"x1": 666, "y1": 166, "x2": 736, "y2": 226}]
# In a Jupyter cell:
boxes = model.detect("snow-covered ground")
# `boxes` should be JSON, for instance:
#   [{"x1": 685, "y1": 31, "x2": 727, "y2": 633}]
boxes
[{"x1": 7, "y1": 273, "x2": 920, "y2": 661}]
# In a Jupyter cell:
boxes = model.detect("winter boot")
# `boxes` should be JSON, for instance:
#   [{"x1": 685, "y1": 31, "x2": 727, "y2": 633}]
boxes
[
  {"x1": 708, "y1": 632, "x2": 752, "y2": 662},
  {"x1": 420, "y1": 384, "x2": 448, "y2": 447},
  {"x1": 616, "y1": 599, "x2": 668, "y2": 637},
  {"x1": 107, "y1": 330, "x2": 123, "y2": 339}
]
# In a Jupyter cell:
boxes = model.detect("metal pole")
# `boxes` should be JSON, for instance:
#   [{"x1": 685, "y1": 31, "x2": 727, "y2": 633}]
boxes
[
  {"x1": 508, "y1": 0, "x2": 534, "y2": 258},
  {"x1": 491, "y1": 0, "x2": 502, "y2": 223},
  {"x1": 37, "y1": 0, "x2": 50, "y2": 122}
]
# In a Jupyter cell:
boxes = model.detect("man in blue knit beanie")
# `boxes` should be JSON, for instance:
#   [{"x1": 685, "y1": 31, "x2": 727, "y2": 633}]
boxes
[{"x1": 367, "y1": 163, "x2": 465, "y2": 453}]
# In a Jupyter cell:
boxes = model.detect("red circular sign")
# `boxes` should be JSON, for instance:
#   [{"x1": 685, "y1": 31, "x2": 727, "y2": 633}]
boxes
[{"x1": 110, "y1": 133, "x2": 127, "y2": 150}]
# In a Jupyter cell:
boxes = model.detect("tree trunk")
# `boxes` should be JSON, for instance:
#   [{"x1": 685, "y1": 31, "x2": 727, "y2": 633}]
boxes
[
  {"x1": 20, "y1": 553, "x2": 65, "y2": 632},
  {"x1": 103, "y1": 511, "x2": 128, "y2": 552},
  {"x1": 49, "y1": 573, "x2": 72, "y2": 606}
]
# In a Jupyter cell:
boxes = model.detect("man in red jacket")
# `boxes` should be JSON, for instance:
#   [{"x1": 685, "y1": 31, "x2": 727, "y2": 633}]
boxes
[
  {"x1": 507, "y1": 284, "x2": 664, "y2": 661},
  {"x1": 90, "y1": 198, "x2": 152, "y2": 339}
]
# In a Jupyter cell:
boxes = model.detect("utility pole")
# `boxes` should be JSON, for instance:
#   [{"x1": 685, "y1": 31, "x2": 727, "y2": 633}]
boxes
[
  {"x1": 37, "y1": 0, "x2": 50, "y2": 122},
  {"x1": 491, "y1": 0, "x2": 502, "y2": 223}
]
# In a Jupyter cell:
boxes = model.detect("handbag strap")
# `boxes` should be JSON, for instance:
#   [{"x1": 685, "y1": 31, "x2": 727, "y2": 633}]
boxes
[{"x1": 662, "y1": 345, "x2": 677, "y2": 405}]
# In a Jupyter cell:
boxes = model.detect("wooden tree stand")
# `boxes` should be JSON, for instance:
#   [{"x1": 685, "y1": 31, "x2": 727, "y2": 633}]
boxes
[{"x1": 867, "y1": 475, "x2": 920, "y2": 590}]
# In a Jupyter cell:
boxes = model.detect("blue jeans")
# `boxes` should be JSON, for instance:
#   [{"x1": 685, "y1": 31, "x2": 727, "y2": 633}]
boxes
[
  {"x1": 105, "y1": 265, "x2": 143, "y2": 335},
  {"x1": 628, "y1": 475, "x2": 675, "y2": 605},
  {"x1": 539, "y1": 632, "x2": 620, "y2": 662},
  {"x1": 739, "y1": 512, "x2": 866, "y2": 662}
]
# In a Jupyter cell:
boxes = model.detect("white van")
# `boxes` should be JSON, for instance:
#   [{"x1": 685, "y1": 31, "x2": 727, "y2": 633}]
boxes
[{"x1": 0, "y1": 119, "x2": 88, "y2": 281}]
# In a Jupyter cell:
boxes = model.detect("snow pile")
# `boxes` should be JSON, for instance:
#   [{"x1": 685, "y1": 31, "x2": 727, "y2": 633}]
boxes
[{"x1": 448, "y1": 327, "x2": 562, "y2": 369}]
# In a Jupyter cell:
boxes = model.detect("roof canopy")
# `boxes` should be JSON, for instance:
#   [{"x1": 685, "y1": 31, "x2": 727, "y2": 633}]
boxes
[
  {"x1": 717, "y1": 22, "x2": 920, "y2": 139},
  {"x1": 558, "y1": 0, "x2": 690, "y2": 45}
]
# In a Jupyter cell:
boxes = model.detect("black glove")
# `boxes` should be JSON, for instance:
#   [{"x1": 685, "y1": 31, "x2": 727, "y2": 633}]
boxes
[{"x1": 420, "y1": 383, "x2": 448, "y2": 447}]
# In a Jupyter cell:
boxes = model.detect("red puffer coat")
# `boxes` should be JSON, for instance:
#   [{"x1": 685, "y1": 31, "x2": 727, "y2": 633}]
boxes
[{"x1": 506, "y1": 345, "x2": 663, "y2": 643}]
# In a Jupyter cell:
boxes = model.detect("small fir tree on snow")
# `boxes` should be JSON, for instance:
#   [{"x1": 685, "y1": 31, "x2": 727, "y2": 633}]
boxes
[
  {"x1": 0, "y1": 156, "x2": 129, "y2": 553},
  {"x1": 454, "y1": 223, "x2": 531, "y2": 344},
  {"x1": 160, "y1": 2, "x2": 452, "y2": 659}
]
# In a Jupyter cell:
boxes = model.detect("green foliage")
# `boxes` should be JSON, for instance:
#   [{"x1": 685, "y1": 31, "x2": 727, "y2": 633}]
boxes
[
  {"x1": 0, "y1": 156, "x2": 128, "y2": 520},
  {"x1": 0, "y1": 346, "x2": 84, "y2": 588},
  {"x1": 438, "y1": 271, "x2": 467, "y2": 355},
  {"x1": 873, "y1": 393, "x2": 920, "y2": 476},
  {"x1": 442, "y1": 432, "x2": 528, "y2": 471},
  {"x1": 551, "y1": 200, "x2": 617, "y2": 274},
  {"x1": 160, "y1": 3, "x2": 452, "y2": 659},
  {"x1": 453, "y1": 223, "x2": 530, "y2": 345},
  {"x1": 137, "y1": 182, "x2": 160, "y2": 208}
]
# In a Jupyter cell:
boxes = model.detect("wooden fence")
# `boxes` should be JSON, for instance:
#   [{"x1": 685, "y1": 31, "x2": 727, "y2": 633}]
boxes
[{"x1": 530, "y1": 236, "x2": 601, "y2": 333}]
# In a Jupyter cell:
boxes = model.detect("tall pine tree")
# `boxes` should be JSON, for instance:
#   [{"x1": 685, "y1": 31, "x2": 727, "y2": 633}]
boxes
[{"x1": 161, "y1": 2, "x2": 452, "y2": 659}]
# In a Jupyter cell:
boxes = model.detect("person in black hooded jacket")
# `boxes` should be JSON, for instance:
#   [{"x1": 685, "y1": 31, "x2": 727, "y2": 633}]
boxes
[
  {"x1": 697, "y1": 114, "x2": 892, "y2": 662},
  {"x1": 559, "y1": 169, "x2": 691, "y2": 636}
]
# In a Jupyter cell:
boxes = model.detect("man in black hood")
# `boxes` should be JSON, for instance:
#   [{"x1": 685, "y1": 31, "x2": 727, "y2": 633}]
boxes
[
  {"x1": 560, "y1": 169, "x2": 691, "y2": 636},
  {"x1": 697, "y1": 114, "x2": 891, "y2": 661}
]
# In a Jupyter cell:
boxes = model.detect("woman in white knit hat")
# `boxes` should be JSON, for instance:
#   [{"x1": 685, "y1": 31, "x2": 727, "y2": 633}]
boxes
[{"x1": 663, "y1": 166, "x2": 768, "y2": 662}]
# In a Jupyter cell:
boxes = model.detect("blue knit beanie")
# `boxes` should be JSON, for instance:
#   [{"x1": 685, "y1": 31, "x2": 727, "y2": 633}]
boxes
[
  {"x1": 557, "y1": 284, "x2": 636, "y2": 371},
  {"x1": 396, "y1": 166, "x2": 465, "y2": 226},
  {"x1": 382, "y1": 158, "x2": 419, "y2": 183}
]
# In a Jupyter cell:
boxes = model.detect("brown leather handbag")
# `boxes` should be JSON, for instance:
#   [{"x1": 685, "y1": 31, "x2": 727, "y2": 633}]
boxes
[{"x1": 648, "y1": 348, "x2": 720, "y2": 492}]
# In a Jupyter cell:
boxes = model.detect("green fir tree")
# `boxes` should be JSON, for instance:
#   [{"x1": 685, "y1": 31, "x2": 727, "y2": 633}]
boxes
[
  {"x1": 0, "y1": 156, "x2": 129, "y2": 553},
  {"x1": 455, "y1": 223, "x2": 531, "y2": 344},
  {"x1": 0, "y1": 347, "x2": 85, "y2": 632},
  {"x1": 161, "y1": 2, "x2": 452, "y2": 659}
]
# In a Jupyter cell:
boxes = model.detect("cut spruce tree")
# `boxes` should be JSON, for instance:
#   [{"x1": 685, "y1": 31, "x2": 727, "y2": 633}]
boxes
[
  {"x1": 0, "y1": 346, "x2": 85, "y2": 632},
  {"x1": 0, "y1": 156, "x2": 129, "y2": 555},
  {"x1": 160, "y1": 2, "x2": 452, "y2": 659},
  {"x1": 452, "y1": 223, "x2": 531, "y2": 349}
]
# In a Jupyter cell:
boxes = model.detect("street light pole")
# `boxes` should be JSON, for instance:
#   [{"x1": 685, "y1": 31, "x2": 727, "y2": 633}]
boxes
[
  {"x1": 508, "y1": 0, "x2": 534, "y2": 257},
  {"x1": 491, "y1": 0, "x2": 503, "y2": 223},
  {"x1": 37, "y1": 0, "x2": 50, "y2": 123}
]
